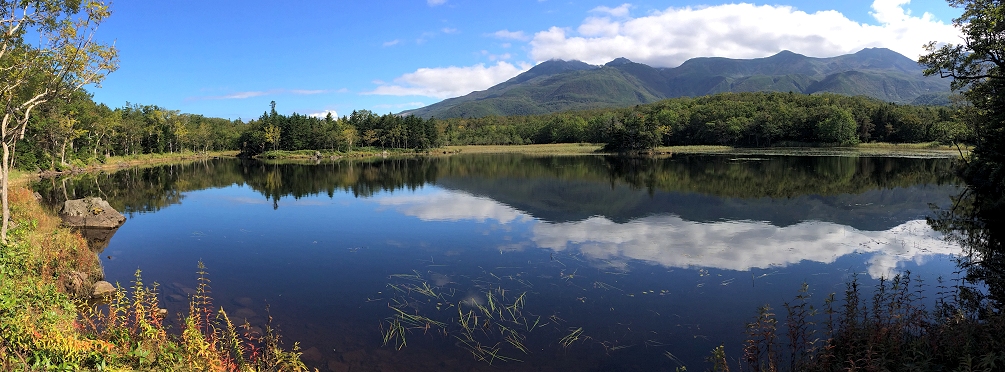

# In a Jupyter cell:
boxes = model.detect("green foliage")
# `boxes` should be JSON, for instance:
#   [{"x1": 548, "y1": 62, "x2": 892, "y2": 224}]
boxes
[
  {"x1": 437, "y1": 92, "x2": 966, "y2": 149},
  {"x1": 237, "y1": 104, "x2": 441, "y2": 157},
  {"x1": 13, "y1": 93, "x2": 245, "y2": 171},
  {"x1": 921, "y1": 0, "x2": 1005, "y2": 196}
]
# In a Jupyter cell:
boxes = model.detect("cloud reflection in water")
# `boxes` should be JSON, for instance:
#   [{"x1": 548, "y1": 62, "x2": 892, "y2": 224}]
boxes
[{"x1": 376, "y1": 190, "x2": 959, "y2": 278}]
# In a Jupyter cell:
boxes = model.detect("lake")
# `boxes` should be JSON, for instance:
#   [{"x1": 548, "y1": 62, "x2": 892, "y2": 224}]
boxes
[{"x1": 35, "y1": 153, "x2": 964, "y2": 371}]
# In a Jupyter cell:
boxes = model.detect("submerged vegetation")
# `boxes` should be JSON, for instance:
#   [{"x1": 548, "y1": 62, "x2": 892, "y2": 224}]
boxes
[{"x1": 381, "y1": 271, "x2": 538, "y2": 364}]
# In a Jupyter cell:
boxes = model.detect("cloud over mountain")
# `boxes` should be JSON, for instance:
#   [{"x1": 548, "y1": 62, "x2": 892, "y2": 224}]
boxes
[{"x1": 530, "y1": 0, "x2": 959, "y2": 67}]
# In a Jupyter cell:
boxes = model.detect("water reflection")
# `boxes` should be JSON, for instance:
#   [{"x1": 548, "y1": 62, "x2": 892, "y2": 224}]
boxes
[
  {"x1": 928, "y1": 185, "x2": 1005, "y2": 310},
  {"x1": 31, "y1": 154, "x2": 968, "y2": 370},
  {"x1": 378, "y1": 189, "x2": 958, "y2": 278}
]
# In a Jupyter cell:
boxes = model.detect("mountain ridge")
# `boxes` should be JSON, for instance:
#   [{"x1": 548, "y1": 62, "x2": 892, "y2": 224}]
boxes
[{"x1": 402, "y1": 48, "x2": 951, "y2": 119}]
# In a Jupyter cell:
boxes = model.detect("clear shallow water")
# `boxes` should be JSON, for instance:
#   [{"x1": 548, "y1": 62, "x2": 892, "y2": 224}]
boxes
[{"x1": 36, "y1": 154, "x2": 964, "y2": 371}]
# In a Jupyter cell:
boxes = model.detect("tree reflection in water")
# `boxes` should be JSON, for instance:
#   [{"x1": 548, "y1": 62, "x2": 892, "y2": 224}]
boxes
[{"x1": 928, "y1": 186, "x2": 1005, "y2": 314}]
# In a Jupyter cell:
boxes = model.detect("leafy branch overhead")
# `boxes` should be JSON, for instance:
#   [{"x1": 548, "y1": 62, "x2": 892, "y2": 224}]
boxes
[{"x1": 1, "y1": 0, "x2": 119, "y2": 242}]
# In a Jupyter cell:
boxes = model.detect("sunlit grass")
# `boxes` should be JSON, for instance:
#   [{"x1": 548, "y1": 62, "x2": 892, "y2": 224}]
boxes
[{"x1": 446, "y1": 143, "x2": 603, "y2": 155}]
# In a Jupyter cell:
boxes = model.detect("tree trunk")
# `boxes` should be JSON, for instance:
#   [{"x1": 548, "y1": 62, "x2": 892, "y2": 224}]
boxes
[{"x1": 1, "y1": 142, "x2": 10, "y2": 243}]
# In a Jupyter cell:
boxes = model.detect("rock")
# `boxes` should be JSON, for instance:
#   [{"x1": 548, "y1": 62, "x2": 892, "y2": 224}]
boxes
[
  {"x1": 233, "y1": 307, "x2": 257, "y2": 320},
  {"x1": 60, "y1": 197, "x2": 126, "y2": 229},
  {"x1": 157, "y1": 308, "x2": 168, "y2": 317},
  {"x1": 301, "y1": 347, "x2": 324, "y2": 363},
  {"x1": 167, "y1": 294, "x2": 186, "y2": 302},
  {"x1": 79, "y1": 227, "x2": 120, "y2": 253},
  {"x1": 92, "y1": 281, "x2": 116, "y2": 298},
  {"x1": 327, "y1": 360, "x2": 350, "y2": 372},
  {"x1": 63, "y1": 271, "x2": 90, "y2": 298},
  {"x1": 233, "y1": 297, "x2": 253, "y2": 307},
  {"x1": 33, "y1": 192, "x2": 43, "y2": 202}
]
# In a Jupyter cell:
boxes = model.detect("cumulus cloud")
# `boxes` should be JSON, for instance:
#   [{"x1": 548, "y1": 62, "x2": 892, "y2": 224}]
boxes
[
  {"x1": 364, "y1": 61, "x2": 532, "y2": 99},
  {"x1": 376, "y1": 191, "x2": 530, "y2": 223},
  {"x1": 308, "y1": 110, "x2": 338, "y2": 119},
  {"x1": 377, "y1": 189, "x2": 959, "y2": 279},
  {"x1": 529, "y1": 0, "x2": 960, "y2": 67},
  {"x1": 533, "y1": 216, "x2": 957, "y2": 279}
]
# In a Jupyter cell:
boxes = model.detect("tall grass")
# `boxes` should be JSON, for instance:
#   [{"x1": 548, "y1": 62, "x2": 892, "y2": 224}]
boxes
[
  {"x1": 736, "y1": 273, "x2": 1005, "y2": 371},
  {"x1": 77, "y1": 263, "x2": 307, "y2": 371}
]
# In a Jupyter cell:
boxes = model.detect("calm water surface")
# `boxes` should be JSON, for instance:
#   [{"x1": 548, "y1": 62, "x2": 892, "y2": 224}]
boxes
[{"x1": 35, "y1": 154, "x2": 963, "y2": 371}]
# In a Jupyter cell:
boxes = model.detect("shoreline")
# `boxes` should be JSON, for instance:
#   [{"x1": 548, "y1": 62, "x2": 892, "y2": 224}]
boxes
[
  {"x1": 26, "y1": 142, "x2": 967, "y2": 182},
  {"x1": 34, "y1": 151, "x2": 240, "y2": 180}
]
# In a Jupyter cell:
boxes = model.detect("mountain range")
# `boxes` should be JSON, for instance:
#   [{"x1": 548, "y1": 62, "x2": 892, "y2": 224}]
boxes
[{"x1": 402, "y1": 48, "x2": 952, "y2": 119}]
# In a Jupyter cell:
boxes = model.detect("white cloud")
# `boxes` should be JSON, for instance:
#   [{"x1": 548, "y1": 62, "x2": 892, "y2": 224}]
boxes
[
  {"x1": 308, "y1": 110, "x2": 338, "y2": 119},
  {"x1": 492, "y1": 29, "x2": 530, "y2": 41},
  {"x1": 442, "y1": 27, "x2": 459, "y2": 34},
  {"x1": 529, "y1": 0, "x2": 960, "y2": 67},
  {"x1": 377, "y1": 191, "x2": 530, "y2": 223},
  {"x1": 590, "y1": 3, "x2": 632, "y2": 18},
  {"x1": 376, "y1": 189, "x2": 960, "y2": 279},
  {"x1": 533, "y1": 216, "x2": 957, "y2": 279},
  {"x1": 383, "y1": 39, "x2": 401, "y2": 47},
  {"x1": 365, "y1": 61, "x2": 532, "y2": 99},
  {"x1": 427, "y1": 0, "x2": 446, "y2": 6}
]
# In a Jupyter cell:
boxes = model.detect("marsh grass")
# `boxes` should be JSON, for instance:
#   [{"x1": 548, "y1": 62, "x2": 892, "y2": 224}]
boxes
[
  {"x1": 257, "y1": 147, "x2": 422, "y2": 160},
  {"x1": 736, "y1": 273, "x2": 1005, "y2": 372},
  {"x1": 77, "y1": 263, "x2": 308, "y2": 371},
  {"x1": 446, "y1": 143, "x2": 603, "y2": 155}
]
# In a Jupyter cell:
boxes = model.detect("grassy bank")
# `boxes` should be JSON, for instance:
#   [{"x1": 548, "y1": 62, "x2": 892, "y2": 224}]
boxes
[
  {"x1": 37, "y1": 151, "x2": 240, "y2": 179},
  {"x1": 445, "y1": 143, "x2": 967, "y2": 158},
  {"x1": 254, "y1": 147, "x2": 448, "y2": 160},
  {"x1": 0, "y1": 174, "x2": 305, "y2": 371}
]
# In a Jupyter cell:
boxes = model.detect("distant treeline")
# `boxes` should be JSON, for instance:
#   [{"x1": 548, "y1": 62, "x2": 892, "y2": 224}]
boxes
[
  {"x1": 439, "y1": 92, "x2": 967, "y2": 151},
  {"x1": 237, "y1": 102, "x2": 440, "y2": 156},
  {"x1": 15, "y1": 91, "x2": 967, "y2": 170},
  {"x1": 15, "y1": 90, "x2": 244, "y2": 171}
]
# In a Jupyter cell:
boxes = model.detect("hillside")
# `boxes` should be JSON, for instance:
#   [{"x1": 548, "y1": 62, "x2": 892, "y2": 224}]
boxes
[{"x1": 403, "y1": 48, "x2": 951, "y2": 119}]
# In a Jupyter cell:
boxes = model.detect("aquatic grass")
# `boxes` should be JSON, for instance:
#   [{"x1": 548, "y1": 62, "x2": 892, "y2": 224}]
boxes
[
  {"x1": 559, "y1": 327, "x2": 585, "y2": 349},
  {"x1": 379, "y1": 270, "x2": 564, "y2": 364},
  {"x1": 732, "y1": 273, "x2": 1005, "y2": 371}
]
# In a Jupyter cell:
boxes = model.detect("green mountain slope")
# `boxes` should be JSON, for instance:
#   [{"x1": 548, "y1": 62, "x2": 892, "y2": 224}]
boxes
[{"x1": 403, "y1": 48, "x2": 951, "y2": 119}]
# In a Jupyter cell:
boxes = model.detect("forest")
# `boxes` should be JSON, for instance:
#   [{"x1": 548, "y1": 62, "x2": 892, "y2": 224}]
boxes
[
  {"x1": 14, "y1": 91, "x2": 967, "y2": 171},
  {"x1": 14, "y1": 90, "x2": 245, "y2": 171}
]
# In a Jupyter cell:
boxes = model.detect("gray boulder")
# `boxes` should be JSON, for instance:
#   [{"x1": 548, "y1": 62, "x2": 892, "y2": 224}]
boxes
[
  {"x1": 60, "y1": 197, "x2": 126, "y2": 229},
  {"x1": 92, "y1": 281, "x2": 116, "y2": 298}
]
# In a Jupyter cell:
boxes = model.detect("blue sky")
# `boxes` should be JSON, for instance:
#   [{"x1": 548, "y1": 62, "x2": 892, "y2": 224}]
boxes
[{"x1": 89, "y1": 0, "x2": 962, "y2": 120}]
